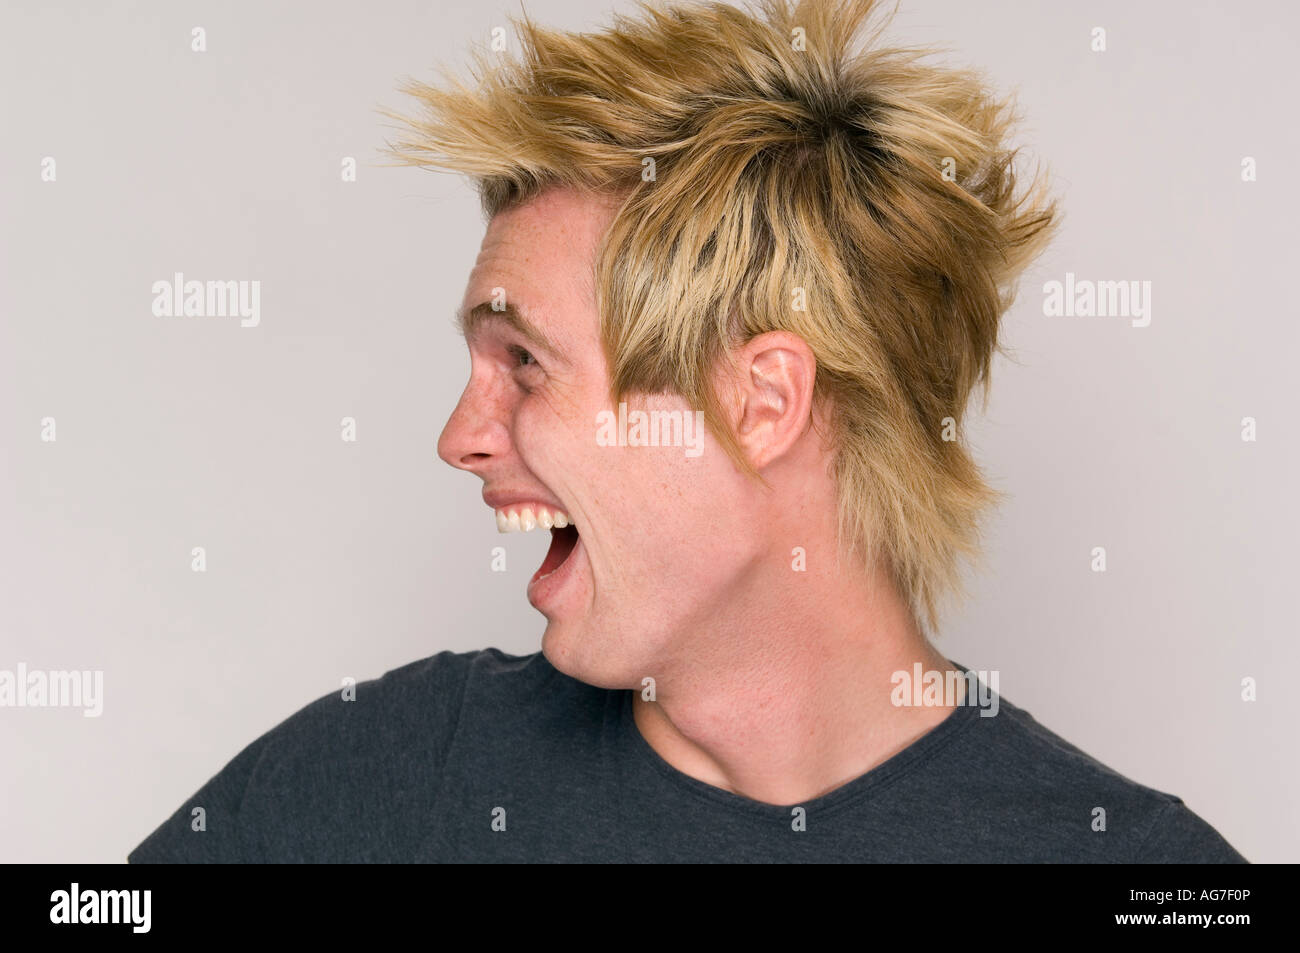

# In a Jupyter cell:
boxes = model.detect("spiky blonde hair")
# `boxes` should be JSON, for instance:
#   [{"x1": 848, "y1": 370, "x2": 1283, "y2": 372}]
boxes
[{"x1": 382, "y1": 0, "x2": 1059, "y2": 635}]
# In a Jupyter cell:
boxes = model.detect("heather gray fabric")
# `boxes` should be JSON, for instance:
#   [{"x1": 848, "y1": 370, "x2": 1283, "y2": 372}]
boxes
[{"x1": 128, "y1": 649, "x2": 1246, "y2": 863}]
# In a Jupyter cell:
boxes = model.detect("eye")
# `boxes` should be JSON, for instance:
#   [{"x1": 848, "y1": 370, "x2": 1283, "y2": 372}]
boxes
[{"x1": 507, "y1": 344, "x2": 538, "y2": 370}]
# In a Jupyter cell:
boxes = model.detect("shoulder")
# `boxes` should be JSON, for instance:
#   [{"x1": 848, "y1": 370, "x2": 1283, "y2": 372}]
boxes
[
  {"x1": 242, "y1": 647, "x2": 556, "y2": 767},
  {"x1": 128, "y1": 647, "x2": 564, "y2": 863},
  {"x1": 946, "y1": 684, "x2": 1246, "y2": 863},
  {"x1": 266, "y1": 647, "x2": 555, "y2": 741}
]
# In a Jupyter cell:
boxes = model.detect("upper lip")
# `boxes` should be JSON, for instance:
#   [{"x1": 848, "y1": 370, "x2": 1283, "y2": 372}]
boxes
[{"x1": 482, "y1": 488, "x2": 569, "y2": 514}]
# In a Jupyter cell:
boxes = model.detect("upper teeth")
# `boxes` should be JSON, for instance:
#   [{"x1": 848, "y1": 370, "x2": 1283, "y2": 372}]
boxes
[{"x1": 495, "y1": 505, "x2": 571, "y2": 533}]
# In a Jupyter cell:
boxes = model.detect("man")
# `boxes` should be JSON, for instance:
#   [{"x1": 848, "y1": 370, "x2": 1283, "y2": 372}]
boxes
[{"x1": 130, "y1": 0, "x2": 1245, "y2": 862}]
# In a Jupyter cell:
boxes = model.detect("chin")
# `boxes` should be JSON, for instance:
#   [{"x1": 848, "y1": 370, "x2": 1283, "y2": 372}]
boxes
[{"x1": 540, "y1": 619, "x2": 644, "y2": 691}]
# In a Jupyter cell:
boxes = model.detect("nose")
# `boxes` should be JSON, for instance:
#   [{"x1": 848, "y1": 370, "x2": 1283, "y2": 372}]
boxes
[{"x1": 437, "y1": 378, "x2": 512, "y2": 475}]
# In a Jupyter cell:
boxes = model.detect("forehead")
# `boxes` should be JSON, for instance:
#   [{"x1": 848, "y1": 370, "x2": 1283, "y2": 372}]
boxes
[{"x1": 460, "y1": 187, "x2": 619, "y2": 346}]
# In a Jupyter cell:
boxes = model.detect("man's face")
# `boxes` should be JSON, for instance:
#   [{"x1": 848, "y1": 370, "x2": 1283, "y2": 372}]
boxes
[{"x1": 438, "y1": 187, "x2": 761, "y2": 689}]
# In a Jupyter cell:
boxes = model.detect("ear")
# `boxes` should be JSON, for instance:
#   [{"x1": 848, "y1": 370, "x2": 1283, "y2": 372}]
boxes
[{"x1": 725, "y1": 331, "x2": 817, "y2": 471}]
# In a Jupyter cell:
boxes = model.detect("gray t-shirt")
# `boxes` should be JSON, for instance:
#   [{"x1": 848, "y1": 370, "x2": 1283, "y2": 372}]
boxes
[{"x1": 128, "y1": 648, "x2": 1246, "y2": 863}]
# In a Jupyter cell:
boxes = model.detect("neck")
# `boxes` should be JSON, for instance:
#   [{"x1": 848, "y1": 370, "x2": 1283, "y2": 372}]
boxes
[{"x1": 631, "y1": 545, "x2": 960, "y2": 806}]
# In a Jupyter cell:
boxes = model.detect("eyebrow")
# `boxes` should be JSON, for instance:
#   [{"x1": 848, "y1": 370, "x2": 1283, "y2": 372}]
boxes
[{"x1": 455, "y1": 300, "x2": 563, "y2": 361}]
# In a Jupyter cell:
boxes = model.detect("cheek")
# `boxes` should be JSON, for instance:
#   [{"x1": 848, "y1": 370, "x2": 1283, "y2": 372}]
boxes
[
  {"x1": 603, "y1": 457, "x2": 709, "y2": 561},
  {"x1": 513, "y1": 389, "x2": 589, "y2": 473},
  {"x1": 638, "y1": 457, "x2": 755, "y2": 575}
]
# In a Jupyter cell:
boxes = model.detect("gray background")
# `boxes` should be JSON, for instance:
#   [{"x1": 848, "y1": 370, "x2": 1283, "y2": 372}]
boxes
[{"x1": 1, "y1": 0, "x2": 1295, "y2": 862}]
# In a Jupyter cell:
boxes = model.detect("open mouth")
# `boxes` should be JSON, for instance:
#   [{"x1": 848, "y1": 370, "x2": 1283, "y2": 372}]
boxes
[
  {"x1": 493, "y1": 503, "x2": 582, "y2": 590},
  {"x1": 535, "y1": 524, "x2": 580, "y2": 582}
]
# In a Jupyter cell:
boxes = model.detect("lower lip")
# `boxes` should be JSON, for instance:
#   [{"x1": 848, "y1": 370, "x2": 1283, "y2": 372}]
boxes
[{"x1": 527, "y1": 533, "x2": 583, "y2": 609}]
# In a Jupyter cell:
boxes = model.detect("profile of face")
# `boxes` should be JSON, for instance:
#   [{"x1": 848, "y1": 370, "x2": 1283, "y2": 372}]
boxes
[{"x1": 438, "y1": 187, "x2": 778, "y2": 690}]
